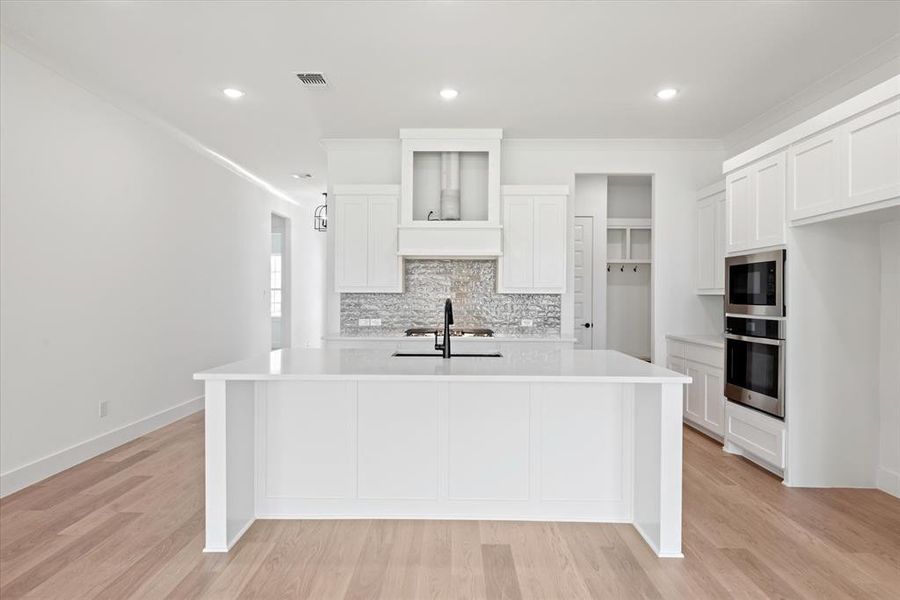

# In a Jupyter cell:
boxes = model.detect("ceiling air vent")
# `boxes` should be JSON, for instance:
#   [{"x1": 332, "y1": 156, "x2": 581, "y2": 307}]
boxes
[{"x1": 295, "y1": 72, "x2": 327, "y2": 87}]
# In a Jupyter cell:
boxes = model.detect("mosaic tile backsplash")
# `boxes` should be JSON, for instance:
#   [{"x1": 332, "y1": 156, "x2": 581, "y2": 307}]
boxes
[{"x1": 340, "y1": 260, "x2": 561, "y2": 337}]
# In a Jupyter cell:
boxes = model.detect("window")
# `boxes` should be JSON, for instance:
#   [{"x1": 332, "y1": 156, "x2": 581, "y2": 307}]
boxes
[{"x1": 270, "y1": 254, "x2": 282, "y2": 318}]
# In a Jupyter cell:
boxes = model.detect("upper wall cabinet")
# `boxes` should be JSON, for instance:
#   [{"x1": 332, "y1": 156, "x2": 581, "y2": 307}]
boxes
[
  {"x1": 724, "y1": 75, "x2": 899, "y2": 230},
  {"x1": 788, "y1": 99, "x2": 900, "y2": 224},
  {"x1": 333, "y1": 185, "x2": 402, "y2": 293},
  {"x1": 696, "y1": 181, "x2": 725, "y2": 294},
  {"x1": 725, "y1": 152, "x2": 786, "y2": 254},
  {"x1": 498, "y1": 185, "x2": 567, "y2": 294},
  {"x1": 398, "y1": 129, "x2": 502, "y2": 257}
]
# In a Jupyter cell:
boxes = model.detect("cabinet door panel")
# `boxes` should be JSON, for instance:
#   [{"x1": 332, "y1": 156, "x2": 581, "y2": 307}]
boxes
[
  {"x1": 358, "y1": 382, "x2": 439, "y2": 499},
  {"x1": 685, "y1": 363, "x2": 704, "y2": 425},
  {"x1": 448, "y1": 383, "x2": 530, "y2": 500},
  {"x1": 696, "y1": 197, "x2": 716, "y2": 290},
  {"x1": 845, "y1": 101, "x2": 900, "y2": 208},
  {"x1": 714, "y1": 196, "x2": 726, "y2": 290},
  {"x1": 754, "y1": 153, "x2": 786, "y2": 248},
  {"x1": 703, "y1": 368, "x2": 725, "y2": 436},
  {"x1": 367, "y1": 195, "x2": 401, "y2": 290},
  {"x1": 790, "y1": 131, "x2": 841, "y2": 221},
  {"x1": 501, "y1": 196, "x2": 534, "y2": 290},
  {"x1": 533, "y1": 196, "x2": 566, "y2": 291},
  {"x1": 667, "y1": 357, "x2": 687, "y2": 416},
  {"x1": 335, "y1": 195, "x2": 369, "y2": 290},
  {"x1": 726, "y1": 170, "x2": 753, "y2": 252}
]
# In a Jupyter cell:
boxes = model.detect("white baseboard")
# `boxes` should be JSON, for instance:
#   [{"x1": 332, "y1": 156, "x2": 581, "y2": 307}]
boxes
[
  {"x1": 0, "y1": 396, "x2": 204, "y2": 497},
  {"x1": 877, "y1": 466, "x2": 900, "y2": 499}
]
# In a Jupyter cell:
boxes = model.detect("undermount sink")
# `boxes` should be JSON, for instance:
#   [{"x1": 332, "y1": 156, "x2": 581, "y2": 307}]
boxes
[{"x1": 392, "y1": 352, "x2": 502, "y2": 358}]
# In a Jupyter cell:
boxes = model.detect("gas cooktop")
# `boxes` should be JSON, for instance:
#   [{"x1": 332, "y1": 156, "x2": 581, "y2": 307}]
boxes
[{"x1": 404, "y1": 327, "x2": 494, "y2": 338}]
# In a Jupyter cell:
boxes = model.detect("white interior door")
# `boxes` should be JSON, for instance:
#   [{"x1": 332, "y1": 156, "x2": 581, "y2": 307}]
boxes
[{"x1": 573, "y1": 216, "x2": 594, "y2": 349}]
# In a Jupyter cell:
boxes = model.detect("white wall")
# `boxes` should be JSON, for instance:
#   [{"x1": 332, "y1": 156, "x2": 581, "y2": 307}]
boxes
[
  {"x1": 785, "y1": 218, "x2": 882, "y2": 487},
  {"x1": 607, "y1": 175, "x2": 652, "y2": 218},
  {"x1": 0, "y1": 44, "x2": 324, "y2": 495},
  {"x1": 286, "y1": 206, "x2": 326, "y2": 350},
  {"x1": 878, "y1": 220, "x2": 900, "y2": 497}
]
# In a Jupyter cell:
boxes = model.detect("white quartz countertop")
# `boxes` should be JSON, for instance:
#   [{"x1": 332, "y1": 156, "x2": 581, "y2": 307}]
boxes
[
  {"x1": 194, "y1": 348, "x2": 691, "y2": 384},
  {"x1": 665, "y1": 334, "x2": 725, "y2": 349}
]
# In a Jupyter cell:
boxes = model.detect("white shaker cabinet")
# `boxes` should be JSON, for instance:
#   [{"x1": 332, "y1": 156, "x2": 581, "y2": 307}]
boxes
[
  {"x1": 498, "y1": 186, "x2": 567, "y2": 294},
  {"x1": 696, "y1": 182, "x2": 725, "y2": 294},
  {"x1": 666, "y1": 336, "x2": 725, "y2": 439},
  {"x1": 725, "y1": 152, "x2": 786, "y2": 254},
  {"x1": 333, "y1": 185, "x2": 402, "y2": 293},
  {"x1": 724, "y1": 76, "x2": 899, "y2": 229},
  {"x1": 788, "y1": 99, "x2": 900, "y2": 224}
]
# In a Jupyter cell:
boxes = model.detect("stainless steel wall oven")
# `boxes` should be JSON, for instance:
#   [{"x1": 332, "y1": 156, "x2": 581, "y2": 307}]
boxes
[{"x1": 725, "y1": 316, "x2": 785, "y2": 418}]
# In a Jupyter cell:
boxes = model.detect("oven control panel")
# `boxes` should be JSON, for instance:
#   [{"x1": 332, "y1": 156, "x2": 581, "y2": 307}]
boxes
[{"x1": 725, "y1": 316, "x2": 784, "y2": 340}]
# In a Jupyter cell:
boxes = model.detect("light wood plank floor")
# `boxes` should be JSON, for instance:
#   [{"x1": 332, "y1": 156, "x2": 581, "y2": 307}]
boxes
[{"x1": 1, "y1": 412, "x2": 898, "y2": 599}]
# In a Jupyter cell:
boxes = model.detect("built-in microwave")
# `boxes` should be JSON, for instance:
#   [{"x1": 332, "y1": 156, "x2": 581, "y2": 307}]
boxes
[
  {"x1": 725, "y1": 316, "x2": 785, "y2": 419},
  {"x1": 725, "y1": 250, "x2": 785, "y2": 317}
]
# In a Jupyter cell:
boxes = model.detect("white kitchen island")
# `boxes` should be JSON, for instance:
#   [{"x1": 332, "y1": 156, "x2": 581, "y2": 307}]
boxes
[{"x1": 194, "y1": 348, "x2": 690, "y2": 557}]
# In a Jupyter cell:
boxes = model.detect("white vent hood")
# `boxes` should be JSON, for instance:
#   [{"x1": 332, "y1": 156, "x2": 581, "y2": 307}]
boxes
[{"x1": 398, "y1": 129, "x2": 503, "y2": 257}]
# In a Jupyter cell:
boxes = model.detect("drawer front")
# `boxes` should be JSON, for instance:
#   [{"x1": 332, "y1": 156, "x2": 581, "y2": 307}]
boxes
[
  {"x1": 684, "y1": 343, "x2": 723, "y2": 369},
  {"x1": 725, "y1": 401, "x2": 785, "y2": 469},
  {"x1": 666, "y1": 339, "x2": 686, "y2": 360}
]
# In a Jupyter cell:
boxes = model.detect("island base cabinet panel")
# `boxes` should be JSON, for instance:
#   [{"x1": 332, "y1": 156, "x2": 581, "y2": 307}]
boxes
[
  {"x1": 204, "y1": 380, "x2": 255, "y2": 552},
  {"x1": 536, "y1": 383, "x2": 632, "y2": 503},
  {"x1": 204, "y1": 377, "x2": 683, "y2": 557},
  {"x1": 357, "y1": 382, "x2": 440, "y2": 500},
  {"x1": 254, "y1": 381, "x2": 634, "y2": 521},
  {"x1": 261, "y1": 381, "x2": 357, "y2": 500},
  {"x1": 447, "y1": 383, "x2": 531, "y2": 501},
  {"x1": 633, "y1": 383, "x2": 683, "y2": 558}
]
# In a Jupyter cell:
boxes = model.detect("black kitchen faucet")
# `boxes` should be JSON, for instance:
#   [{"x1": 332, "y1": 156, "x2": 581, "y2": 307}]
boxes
[{"x1": 434, "y1": 298, "x2": 454, "y2": 358}]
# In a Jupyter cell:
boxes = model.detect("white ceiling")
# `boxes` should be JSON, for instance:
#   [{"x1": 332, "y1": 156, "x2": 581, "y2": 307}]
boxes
[{"x1": 2, "y1": 1, "x2": 899, "y2": 203}]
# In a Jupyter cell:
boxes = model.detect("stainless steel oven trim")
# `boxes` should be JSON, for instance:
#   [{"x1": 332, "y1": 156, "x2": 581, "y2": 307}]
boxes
[
  {"x1": 724, "y1": 333, "x2": 783, "y2": 346},
  {"x1": 725, "y1": 249, "x2": 785, "y2": 317},
  {"x1": 724, "y1": 335, "x2": 785, "y2": 419}
]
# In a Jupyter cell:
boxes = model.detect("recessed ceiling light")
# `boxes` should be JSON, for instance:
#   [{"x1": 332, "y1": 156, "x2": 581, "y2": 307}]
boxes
[
  {"x1": 292, "y1": 173, "x2": 312, "y2": 179},
  {"x1": 656, "y1": 88, "x2": 678, "y2": 100},
  {"x1": 440, "y1": 88, "x2": 458, "y2": 100},
  {"x1": 222, "y1": 88, "x2": 245, "y2": 99}
]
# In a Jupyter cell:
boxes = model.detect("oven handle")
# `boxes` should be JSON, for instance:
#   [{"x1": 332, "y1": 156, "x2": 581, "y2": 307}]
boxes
[{"x1": 725, "y1": 333, "x2": 785, "y2": 346}]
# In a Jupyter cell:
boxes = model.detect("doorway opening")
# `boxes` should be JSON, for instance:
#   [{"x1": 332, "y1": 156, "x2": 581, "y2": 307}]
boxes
[
  {"x1": 573, "y1": 174, "x2": 653, "y2": 360},
  {"x1": 271, "y1": 214, "x2": 291, "y2": 350}
]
